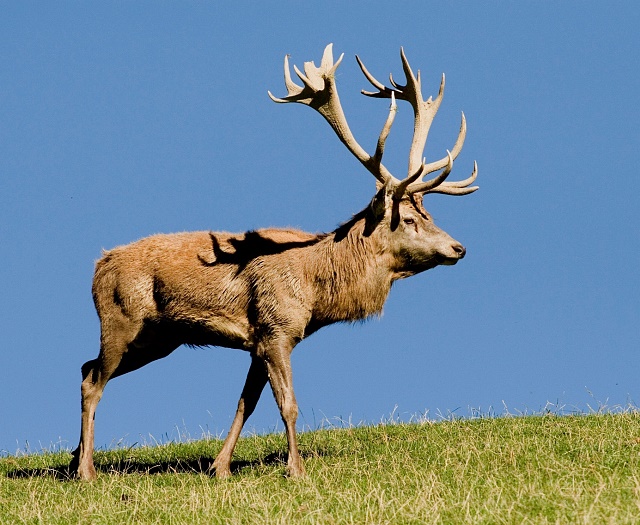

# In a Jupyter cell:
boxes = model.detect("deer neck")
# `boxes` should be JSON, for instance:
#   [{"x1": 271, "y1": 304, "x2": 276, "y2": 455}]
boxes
[{"x1": 308, "y1": 212, "x2": 395, "y2": 324}]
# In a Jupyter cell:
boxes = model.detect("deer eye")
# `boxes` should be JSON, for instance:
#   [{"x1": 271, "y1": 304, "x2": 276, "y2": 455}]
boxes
[{"x1": 403, "y1": 217, "x2": 416, "y2": 225}]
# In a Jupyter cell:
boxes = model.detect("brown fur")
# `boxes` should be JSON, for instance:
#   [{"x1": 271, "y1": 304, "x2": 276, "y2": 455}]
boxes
[{"x1": 70, "y1": 197, "x2": 466, "y2": 480}]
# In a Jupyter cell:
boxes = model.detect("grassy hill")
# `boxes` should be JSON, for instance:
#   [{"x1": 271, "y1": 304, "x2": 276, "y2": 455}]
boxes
[{"x1": 2, "y1": 413, "x2": 640, "y2": 523}]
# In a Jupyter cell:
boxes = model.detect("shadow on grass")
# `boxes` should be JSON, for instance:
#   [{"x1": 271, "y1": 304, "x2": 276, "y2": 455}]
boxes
[{"x1": 5, "y1": 450, "x2": 322, "y2": 481}]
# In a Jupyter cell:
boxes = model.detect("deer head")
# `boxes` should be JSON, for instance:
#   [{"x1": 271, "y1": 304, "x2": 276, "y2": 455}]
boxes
[{"x1": 269, "y1": 44, "x2": 478, "y2": 275}]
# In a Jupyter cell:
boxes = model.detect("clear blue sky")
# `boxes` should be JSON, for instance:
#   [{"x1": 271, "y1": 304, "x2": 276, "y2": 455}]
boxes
[{"x1": 1, "y1": 3, "x2": 638, "y2": 454}]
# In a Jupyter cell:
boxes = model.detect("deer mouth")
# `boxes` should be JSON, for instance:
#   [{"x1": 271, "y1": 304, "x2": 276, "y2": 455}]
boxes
[
  {"x1": 439, "y1": 256, "x2": 461, "y2": 266},
  {"x1": 402, "y1": 253, "x2": 459, "y2": 273},
  {"x1": 436, "y1": 250, "x2": 464, "y2": 266}
]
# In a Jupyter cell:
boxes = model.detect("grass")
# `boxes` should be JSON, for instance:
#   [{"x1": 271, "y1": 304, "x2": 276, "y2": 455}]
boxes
[{"x1": 3, "y1": 413, "x2": 640, "y2": 523}]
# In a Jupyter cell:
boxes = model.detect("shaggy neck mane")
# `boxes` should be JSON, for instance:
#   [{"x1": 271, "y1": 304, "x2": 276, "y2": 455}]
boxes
[{"x1": 307, "y1": 208, "x2": 393, "y2": 325}]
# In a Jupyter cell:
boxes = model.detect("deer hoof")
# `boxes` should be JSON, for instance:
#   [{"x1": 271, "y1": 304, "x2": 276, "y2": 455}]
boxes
[
  {"x1": 286, "y1": 462, "x2": 307, "y2": 479},
  {"x1": 75, "y1": 464, "x2": 97, "y2": 481}
]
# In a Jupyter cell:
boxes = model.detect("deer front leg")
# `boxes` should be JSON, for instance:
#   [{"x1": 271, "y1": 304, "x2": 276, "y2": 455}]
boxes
[
  {"x1": 259, "y1": 336, "x2": 306, "y2": 478},
  {"x1": 213, "y1": 355, "x2": 268, "y2": 479}
]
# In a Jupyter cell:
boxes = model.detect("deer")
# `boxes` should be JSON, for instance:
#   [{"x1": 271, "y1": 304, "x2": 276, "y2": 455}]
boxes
[{"x1": 70, "y1": 44, "x2": 478, "y2": 480}]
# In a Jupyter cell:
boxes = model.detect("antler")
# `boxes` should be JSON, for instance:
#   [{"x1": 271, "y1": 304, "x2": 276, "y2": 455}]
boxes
[
  {"x1": 357, "y1": 48, "x2": 478, "y2": 196},
  {"x1": 268, "y1": 44, "x2": 400, "y2": 187},
  {"x1": 269, "y1": 44, "x2": 478, "y2": 197}
]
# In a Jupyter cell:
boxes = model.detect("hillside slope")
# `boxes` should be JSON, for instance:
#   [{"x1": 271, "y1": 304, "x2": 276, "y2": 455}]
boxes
[{"x1": 2, "y1": 413, "x2": 640, "y2": 524}]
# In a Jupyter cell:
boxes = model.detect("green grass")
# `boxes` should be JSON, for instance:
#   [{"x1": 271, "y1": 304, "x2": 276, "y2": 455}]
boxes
[{"x1": 3, "y1": 413, "x2": 640, "y2": 523}]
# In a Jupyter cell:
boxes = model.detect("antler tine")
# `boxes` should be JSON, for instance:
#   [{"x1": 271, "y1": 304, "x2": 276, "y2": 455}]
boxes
[
  {"x1": 268, "y1": 52, "x2": 344, "y2": 104},
  {"x1": 405, "y1": 151, "x2": 453, "y2": 194},
  {"x1": 269, "y1": 44, "x2": 398, "y2": 187},
  {"x1": 373, "y1": 92, "x2": 397, "y2": 164},
  {"x1": 440, "y1": 160, "x2": 478, "y2": 190},
  {"x1": 355, "y1": 55, "x2": 399, "y2": 99},
  {"x1": 396, "y1": 47, "x2": 446, "y2": 177},
  {"x1": 412, "y1": 161, "x2": 478, "y2": 196},
  {"x1": 420, "y1": 112, "x2": 467, "y2": 177},
  {"x1": 392, "y1": 151, "x2": 449, "y2": 198}
]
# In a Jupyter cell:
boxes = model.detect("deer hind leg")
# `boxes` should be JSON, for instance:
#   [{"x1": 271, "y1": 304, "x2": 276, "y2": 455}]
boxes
[
  {"x1": 70, "y1": 316, "x2": 177, "y2": 480},
  {"x1": 213, "y1": 355, "x2": 268, "y2": 478},
  {"x1": 69, "y1": 358, "x2": 104, "y2": 480},
  {"x1": 70, "y1": 343, "x2": 128, "y2": 481}
]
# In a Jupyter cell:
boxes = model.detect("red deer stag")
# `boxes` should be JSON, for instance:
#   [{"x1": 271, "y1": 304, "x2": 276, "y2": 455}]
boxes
[{"x1": 70, "y1": 44, "x2": 478, "y2": 480}]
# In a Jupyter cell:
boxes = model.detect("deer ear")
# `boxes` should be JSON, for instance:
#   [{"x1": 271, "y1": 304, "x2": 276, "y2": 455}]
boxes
[
  {"x1": 370, "y1": 186, "x2": 389, "y2": 220},
  {"x1": 409, "y1": 192, "x2": 429, "y2": 217}
]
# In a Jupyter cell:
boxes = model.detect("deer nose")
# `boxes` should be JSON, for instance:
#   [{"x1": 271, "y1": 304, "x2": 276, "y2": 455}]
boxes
[{"x1": 452, "y1": 243, "x2": 466, "y2": 258}]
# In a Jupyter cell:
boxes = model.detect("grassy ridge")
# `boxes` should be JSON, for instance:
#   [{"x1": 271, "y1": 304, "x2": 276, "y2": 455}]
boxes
[{"x1": 2, "y1": 413, "x2": 640, "y2": 523}]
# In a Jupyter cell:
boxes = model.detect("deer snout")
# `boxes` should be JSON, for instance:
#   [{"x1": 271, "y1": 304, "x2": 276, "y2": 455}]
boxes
[
  {"x1": 452, "y1": 243, "x2": 466, "y2": 259},
  {"x1": 440, "y1": 241, "x2": 466, "y2": 265}
]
